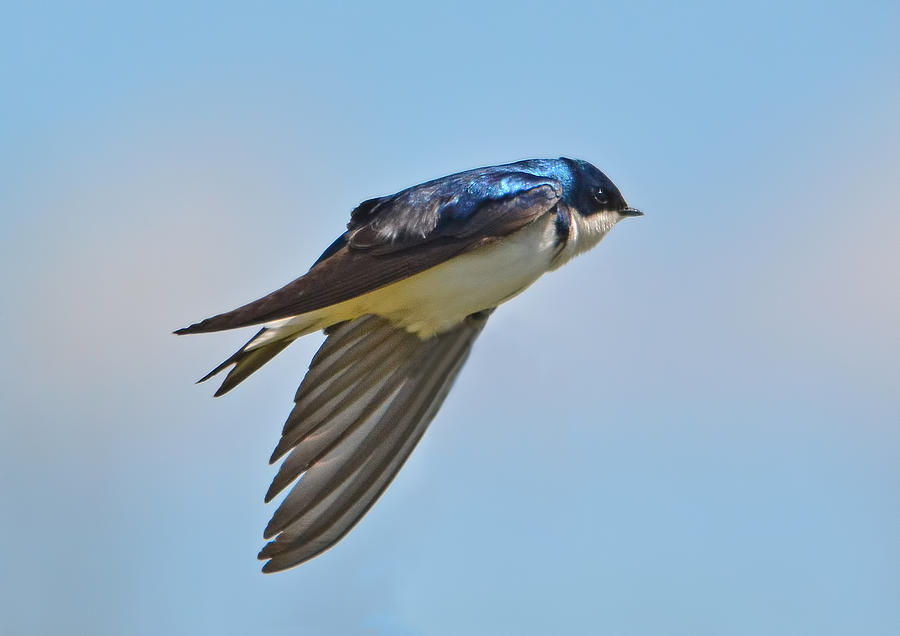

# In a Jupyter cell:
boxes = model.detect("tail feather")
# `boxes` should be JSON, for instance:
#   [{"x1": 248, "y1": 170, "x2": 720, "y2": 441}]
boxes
[{"x1": 197, "y1": 328, "x2": 295, "y2": 397}]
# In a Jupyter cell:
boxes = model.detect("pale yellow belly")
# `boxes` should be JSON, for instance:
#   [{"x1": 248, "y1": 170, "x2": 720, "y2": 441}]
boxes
[{"x1": 264, "y1": 216, "x2": 560, "y2": 341}]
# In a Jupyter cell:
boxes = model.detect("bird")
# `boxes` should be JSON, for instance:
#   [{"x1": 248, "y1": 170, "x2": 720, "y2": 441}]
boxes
[{"x1": 176, "y1": 157, "x2": 642, "y2": 572}]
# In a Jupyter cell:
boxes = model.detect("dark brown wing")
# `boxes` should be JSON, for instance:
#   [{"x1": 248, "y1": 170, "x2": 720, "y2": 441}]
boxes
[
  {"x1": 175, "y1": 174, "x2": 560, "y2": 335},
  {"x1": 258, "y1": 310, "x2": 492, "y2": 572}
]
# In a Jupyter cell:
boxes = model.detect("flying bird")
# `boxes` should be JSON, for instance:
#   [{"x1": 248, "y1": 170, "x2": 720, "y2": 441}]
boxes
[{"x1": 176, "y1": 157, "x2": 642, "y2": 572}]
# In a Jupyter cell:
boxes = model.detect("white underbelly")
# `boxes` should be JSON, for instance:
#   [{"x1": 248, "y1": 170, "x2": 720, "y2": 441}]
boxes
[
  {"x1": 360, "y1": 216, "x2": 558, "y2": 335},
  {"x1": 253, "y1": 216, "x2": 562, "y2": 346},
  {"x1": 261, "y1": 216, "x2": 558, "y2": 340},
  {"x1": 251, "y1": 207, "x2": 618, "y2": 348}
]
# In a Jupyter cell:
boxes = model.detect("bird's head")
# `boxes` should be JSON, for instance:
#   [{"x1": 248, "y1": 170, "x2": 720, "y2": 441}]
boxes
[
  {"x1": 541, "y1": 157, "x2": 643, "y2": 257},
  {"x1": 563, "y1": 158, "x2": 643, "y2": 222}
]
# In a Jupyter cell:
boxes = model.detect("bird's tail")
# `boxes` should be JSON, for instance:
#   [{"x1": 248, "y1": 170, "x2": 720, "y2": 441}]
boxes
[
  {"x1": 194, "y1": 328, "x2": 291, "y2": 396},
  {"x1": 194, "y1": 312, "x2": 330, "y2": 396}
]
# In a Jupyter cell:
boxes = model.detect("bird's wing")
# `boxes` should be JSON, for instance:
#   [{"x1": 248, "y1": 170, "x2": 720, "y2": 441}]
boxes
[
  {"x1": 257, "y1": 310, "x2": 491, "y2": 572},
  {"x1": 175, "y1": 170, "x2": 561, "y2": 334}
]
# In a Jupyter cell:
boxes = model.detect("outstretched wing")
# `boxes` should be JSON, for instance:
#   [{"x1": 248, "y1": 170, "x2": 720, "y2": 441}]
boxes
[
  {"x1": 258, "y1": 310, "x2": 492, "y2": 572},
  {"x1": 175, "y1": 169, "x2": 561, "y2": 334}
]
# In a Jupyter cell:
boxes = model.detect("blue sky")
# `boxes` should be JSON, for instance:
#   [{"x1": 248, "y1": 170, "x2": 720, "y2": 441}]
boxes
[{"x1": 1, "y1": 2, "x2": 898, "y2": 634}]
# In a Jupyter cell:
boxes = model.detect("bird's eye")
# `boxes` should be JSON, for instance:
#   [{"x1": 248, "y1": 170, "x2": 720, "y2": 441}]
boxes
[{"x1": 593, "y1": 189, "x2": 608, "y2": 206}]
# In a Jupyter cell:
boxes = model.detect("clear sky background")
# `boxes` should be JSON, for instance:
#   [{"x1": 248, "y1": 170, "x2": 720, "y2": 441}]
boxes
[{"x1": 2, "y1": 2, "x2": 898, "y2": 634}]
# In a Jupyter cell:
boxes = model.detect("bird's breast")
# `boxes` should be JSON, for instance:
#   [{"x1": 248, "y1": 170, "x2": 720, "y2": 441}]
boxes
[{"x1": 353, "y1": 215, "x2": 561, "y2": 337}]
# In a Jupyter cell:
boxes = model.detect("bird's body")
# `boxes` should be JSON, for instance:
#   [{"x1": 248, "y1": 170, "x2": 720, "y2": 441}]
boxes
[
  {"x1": 261, "y1": 209, "x2": 563, "y2": 341},
  {"x1": 177, "y1": 157, "x2": 641, "y2": 571}
]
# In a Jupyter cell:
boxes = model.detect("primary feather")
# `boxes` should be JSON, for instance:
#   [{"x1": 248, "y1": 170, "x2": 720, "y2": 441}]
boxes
[{"x1": 258, "y1": 311, "x2": 491, "y2": 572}]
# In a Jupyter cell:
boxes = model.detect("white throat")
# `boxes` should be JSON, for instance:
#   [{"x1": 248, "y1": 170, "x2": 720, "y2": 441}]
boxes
[{"x1": 551, "y1": 210, "x2": 620, "y2": 270}]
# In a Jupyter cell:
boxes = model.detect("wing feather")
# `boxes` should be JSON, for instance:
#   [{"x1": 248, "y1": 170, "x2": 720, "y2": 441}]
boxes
[
  {"x1": 257, "y1": 310, "x2": 491, "y2": 572},
  {"x1": 174, "y1": 172, "x2": 559, "y2": 335},
  {"x1": 265, "y1": 332, "x2": 421, "y2": 497}
]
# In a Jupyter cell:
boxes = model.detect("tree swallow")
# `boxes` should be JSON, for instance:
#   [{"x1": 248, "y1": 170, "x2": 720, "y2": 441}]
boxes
[{"x1": 176, "y1": 157, "x2": 642, "y2": 572}]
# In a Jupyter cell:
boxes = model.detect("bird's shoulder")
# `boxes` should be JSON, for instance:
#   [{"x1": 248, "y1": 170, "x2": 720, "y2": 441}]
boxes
[{"x1": 313, "y1": 160, "x2": 571, "y2": 261}]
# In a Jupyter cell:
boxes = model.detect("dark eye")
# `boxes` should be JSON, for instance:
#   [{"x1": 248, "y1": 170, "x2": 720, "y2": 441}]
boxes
[{"x1": 593, "y1": 189, "x2": 608, "y2": 206}]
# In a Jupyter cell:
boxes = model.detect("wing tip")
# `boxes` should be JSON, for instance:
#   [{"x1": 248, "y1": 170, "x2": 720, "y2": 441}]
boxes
[
  {"x1": 269, "y1": 442, "x2": 290, "y2": 465},
  {"x1": 257, "y1": 543, "x2": 282, "y2": 573},
  {"x1": 264, "y1": 481, "x2": 281, "y2": 503},
  {"x1": 263, "y1": 516, "x2": 282, "y2": 540},
  {"x1": 174, "y1": 320, "x2": 220, "y2": 336},
  {"x1": 258, "y1": 551, "x2": 299, "y2": 574},
  {"x1": 173, "y1": 312, "x2": 250, "y2": 336},
  {"x1": 258, "y1": 542, "x2": 275, "y2": 559},
  {"x1": 257, "y1": 540, "x2": 323, "y2": 573}
]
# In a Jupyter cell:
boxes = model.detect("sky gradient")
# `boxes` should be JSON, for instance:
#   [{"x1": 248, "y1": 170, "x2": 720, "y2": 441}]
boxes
[{"x1": 2, "y1": 2, "x2": 898, "y2": 634}]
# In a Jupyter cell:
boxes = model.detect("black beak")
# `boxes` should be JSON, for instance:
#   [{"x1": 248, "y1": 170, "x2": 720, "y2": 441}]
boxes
[{"x1": 620, "y1": 207, "x2": 643, "y2": 217}]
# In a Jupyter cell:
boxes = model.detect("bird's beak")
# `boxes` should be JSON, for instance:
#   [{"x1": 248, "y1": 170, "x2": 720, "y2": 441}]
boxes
[{"x1": 620, "y1": 207, "x2": 643, "y2": 217}]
